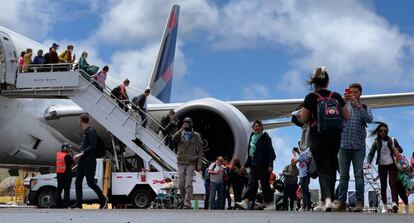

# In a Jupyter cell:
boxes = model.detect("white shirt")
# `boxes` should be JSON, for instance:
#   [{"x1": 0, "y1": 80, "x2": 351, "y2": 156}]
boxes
[{"x1": 379, "y1": 140, "x2": 393, "y2": 165}]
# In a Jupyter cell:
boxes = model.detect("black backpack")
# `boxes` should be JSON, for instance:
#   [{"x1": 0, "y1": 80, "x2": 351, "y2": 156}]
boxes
[
  {"x1": 111, "y1": 86, "x2": 120, "y2": 98},
  {"x1": 314, "y1": 92, "x2": 343, "y2": 134},
  {"x1": 95, "y1": 135, "x2": 107, "y2": 158},
  {"x1": 307, "y1": 157, "x2": 318, "y2": 179}
]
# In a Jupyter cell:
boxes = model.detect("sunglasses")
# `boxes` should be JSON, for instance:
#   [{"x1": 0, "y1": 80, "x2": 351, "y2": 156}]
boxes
[{"x1": 379, "y1": 129, "x2": 388, "y2": 133}]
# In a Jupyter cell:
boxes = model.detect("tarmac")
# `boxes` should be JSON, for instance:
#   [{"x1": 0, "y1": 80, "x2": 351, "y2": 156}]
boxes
[{"x1": 0, "y1": 208, "x2": 412, "y2": 223}]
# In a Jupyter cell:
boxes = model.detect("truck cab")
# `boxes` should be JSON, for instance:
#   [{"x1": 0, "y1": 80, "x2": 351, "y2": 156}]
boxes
[
  {"x1": 28, "y1": 159, "x2": 106, "y2": 208},
  {"x1": 27, "y1": 159, "x2": 205, "y2": 208}
]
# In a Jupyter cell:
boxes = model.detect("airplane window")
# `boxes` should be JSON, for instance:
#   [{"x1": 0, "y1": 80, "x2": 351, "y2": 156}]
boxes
[{"x1": 2, "y1": 37, "x2": 9, "y2": 41}]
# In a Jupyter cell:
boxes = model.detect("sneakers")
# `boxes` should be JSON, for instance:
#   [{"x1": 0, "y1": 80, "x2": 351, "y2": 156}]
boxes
[
  {"x1": 70, "y1": 203, "x2": 82, "y2": 209},
  {"x1": 314, "y1": 201, "x2": 326, "y2": 212},
  {"x1": 391, "y1": 202, "x2": 398, "y2": 213},
  {"x1": 235, "y1": 200, "x2": 248, "y2": 210},
  {"x1": 350, "y1": 201, "x2": 363, "y2": 212},
  {"x1": 332, "y1": 200, "x2": 346, "y2": 212},
  {"x1": 381, "y1": 205, "x2": 388, "y2": 213},
  {"x1": 403, "y1": 205, "x2": 409, "y2": 214},
  {"x1": 99, "y1": 197, "x2": 108, "y2": 209},
  {"x1": 263, "y1": 202, "x2": 276, "y2": 211},
  {"x1": 324, "y1": 198, "x2": 333, "y2": 212}
]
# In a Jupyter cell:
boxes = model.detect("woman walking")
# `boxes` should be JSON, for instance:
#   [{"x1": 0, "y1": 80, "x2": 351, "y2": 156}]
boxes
[{"x1": 367, "y1": 122, "x2": 403, "y2": 213}]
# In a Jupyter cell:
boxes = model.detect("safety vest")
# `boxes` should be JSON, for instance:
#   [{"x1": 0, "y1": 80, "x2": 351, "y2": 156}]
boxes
[{"x1": 56, "y1": 152, "x2": 67, "y2": 174}]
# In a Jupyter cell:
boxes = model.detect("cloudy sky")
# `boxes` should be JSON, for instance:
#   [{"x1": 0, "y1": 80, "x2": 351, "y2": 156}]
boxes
[{"x1": 1, "y1": 0, "x2": 414, "y2": 181}]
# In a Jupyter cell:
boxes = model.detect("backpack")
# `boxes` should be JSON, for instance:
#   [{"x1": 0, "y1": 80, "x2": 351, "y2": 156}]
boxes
[
  {"x1": 111, "y1": 86, "x2": 121, "y2": 98},
  {"x1": 314, "y1": 92, "x2": 343, "y2": 134},
  {"x1": 95, "y1": 135, "x2": 107, "y2": 158}
]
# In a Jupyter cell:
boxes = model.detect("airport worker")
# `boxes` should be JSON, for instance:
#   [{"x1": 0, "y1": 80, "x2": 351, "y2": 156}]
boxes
[
  {"x1": 236, "y1": 120, "x2": 276, "y2": 210},
  {"x1": 55, "y1": 143, "x2": 74, "y2": 208},
  {"x1": 71, "y1": 114, "x2": 108, "y2": 209},
  {"x1": 172, "y1": 117, "x2": 203, "y2": 209},
  {"x1": 333, "y1": 83, "x2": 373, "y2": 212}
]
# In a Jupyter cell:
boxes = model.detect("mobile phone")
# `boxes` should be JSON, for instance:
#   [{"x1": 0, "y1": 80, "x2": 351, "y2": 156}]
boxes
[{"x1": 345, "y1": 88, "x2": 352, "y2": 94}]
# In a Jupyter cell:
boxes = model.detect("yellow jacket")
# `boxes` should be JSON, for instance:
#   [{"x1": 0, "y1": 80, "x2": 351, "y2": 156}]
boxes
[{"x1": 59, "y1": 50, "x2": 75, "y2": 63}]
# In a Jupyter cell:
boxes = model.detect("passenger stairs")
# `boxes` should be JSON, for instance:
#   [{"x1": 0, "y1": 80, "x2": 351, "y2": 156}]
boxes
[
  {"x1": 363, "y1": 165, "x2": 383, "y2": 212},
  {"x1": 0, "y1": 66, "x2": 177, "y2": 172}
]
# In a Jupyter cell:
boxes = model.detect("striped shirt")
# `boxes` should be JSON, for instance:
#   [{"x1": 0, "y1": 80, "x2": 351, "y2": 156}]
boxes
[{"x1": 340, "y1": 103, "x2": 373, "y2": 150}]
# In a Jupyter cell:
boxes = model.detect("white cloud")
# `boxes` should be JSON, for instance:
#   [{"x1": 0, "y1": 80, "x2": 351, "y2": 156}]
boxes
[
  {"x1": 105, "y1": 40, "x2": 188, "y2": 90},
  {"x1": 9, "y1": 0, "x2": 414, "y2": 101},
  {"x1": 0, "y1": 0, "x2": 57, "y2": 38},
  {"x1": 276, "y1": 70, "x2": 308, "y2": 96},
  {"x1": 94, "y1": 0, "x2": 219, "y2": 45},
  {"x1": 242, "y1": 84, "x2": 270, "y2": 100},
  {"x1": 210, "y1": 0, "x2": 414, "y2": 93},
  {"x1": 267, "y1": 129, "x2": 295, "y2": 173}
]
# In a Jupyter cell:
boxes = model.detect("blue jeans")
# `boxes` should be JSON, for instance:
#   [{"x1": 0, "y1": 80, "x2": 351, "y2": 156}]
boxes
[
  {"x1": 209, "y1": 182, "x2": 223, "y2": 209},
  {"x1": 338, "y1": 148, "x2": 365, "y2": 203},
  {"x1": 139, "y1": 109, "x2": 147, "y2": 127}
]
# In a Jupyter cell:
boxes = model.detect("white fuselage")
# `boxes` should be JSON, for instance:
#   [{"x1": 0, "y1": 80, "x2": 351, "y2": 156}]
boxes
[{"x1": 0, "y1": 25, "x2": 166, "y2": 167}]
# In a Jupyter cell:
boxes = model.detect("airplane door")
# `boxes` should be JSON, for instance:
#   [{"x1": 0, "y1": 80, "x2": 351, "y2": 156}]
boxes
[{"x1": 0, "y1": 31, "x2": 18, "y2": 85}]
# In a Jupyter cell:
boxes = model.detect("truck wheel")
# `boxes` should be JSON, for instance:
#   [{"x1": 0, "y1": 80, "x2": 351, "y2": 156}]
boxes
[
  {"x1": 37, "y1": 188, "x2": 56, "y2": 208},
  {"x1": 131, "y1": 189, "x2": 152, "y2": 208}
]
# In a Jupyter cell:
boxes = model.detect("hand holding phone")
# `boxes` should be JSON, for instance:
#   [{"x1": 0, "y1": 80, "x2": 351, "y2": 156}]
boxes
[{"x1": 344, "y1": 88, "x2": 352, "y2": 101}]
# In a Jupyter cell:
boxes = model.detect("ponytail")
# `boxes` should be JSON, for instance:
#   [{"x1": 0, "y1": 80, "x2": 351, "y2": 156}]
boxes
[{"x1": 307, "y1": 66, "x2": 329, "y2": 90}]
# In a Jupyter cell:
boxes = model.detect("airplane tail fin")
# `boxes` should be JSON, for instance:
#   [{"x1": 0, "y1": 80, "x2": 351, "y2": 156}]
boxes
[{"x1": 148, "y1": 4, "x2": 180, "y2": 103}]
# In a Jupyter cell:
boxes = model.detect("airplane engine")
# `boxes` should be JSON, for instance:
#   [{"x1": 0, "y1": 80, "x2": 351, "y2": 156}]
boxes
[{"x1": 174, "y1": 98, "x2": 251, "y2": 164}]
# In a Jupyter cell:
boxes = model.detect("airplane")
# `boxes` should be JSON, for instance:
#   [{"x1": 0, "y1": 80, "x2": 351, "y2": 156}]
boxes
[{"x1": 1, "y1": 5, "x2": 414, "y2": 174}]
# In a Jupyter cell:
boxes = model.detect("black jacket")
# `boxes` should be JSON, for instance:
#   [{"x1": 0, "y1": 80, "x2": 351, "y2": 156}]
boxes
[
  {"x1": 367, "y1": 136, "x2": 403, "y2": 165},
  {"x1": 79, "y1": 127, "x2": 97, "y2": 161},
  {"x1": 245, "y1": 132, "x2": 276, "y2": 168},
  {"x1": 132, "y1": 94, "x2": 146, "y2": 109}
]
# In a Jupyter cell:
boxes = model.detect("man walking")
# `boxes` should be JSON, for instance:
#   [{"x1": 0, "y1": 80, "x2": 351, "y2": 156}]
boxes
[
  {"x1": 282, "y1": 159, "x2": 299, "y2": 211},
  {"x1": 333, "y1": 83, "x2": 373, "y2": 212},
  {"x1": 172, "y1": 117, "x2": 203, "y2": 209},
  {"x1": 208, "y1": 156, "x2": 225, "y2": 209},
  {"x1": 72, "y1": 114, "x2": 108, "y2": 209},
  {"x1": 132, "y1": 89, "x2": 151, "y2": 127}
]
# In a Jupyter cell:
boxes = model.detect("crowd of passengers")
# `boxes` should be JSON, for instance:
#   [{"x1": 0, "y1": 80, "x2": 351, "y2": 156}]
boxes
[
  {"x1": 30, "y1": 45, "x2": 412, "y2": 213},
  {"x1": 203, "y1": 66, "x2": 414, "y2": 214},
  {"x1": 18, "y1": 43, "x2": 98, "y2": 74}
]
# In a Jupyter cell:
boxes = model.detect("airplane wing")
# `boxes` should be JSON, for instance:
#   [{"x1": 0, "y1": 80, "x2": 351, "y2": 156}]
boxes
[
  {"x1": 148, "y1": 92, "x2": 414, "y2": 122},
  {"x1": 231, "y1": 92, "x2": 414, "y2": 121}
]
